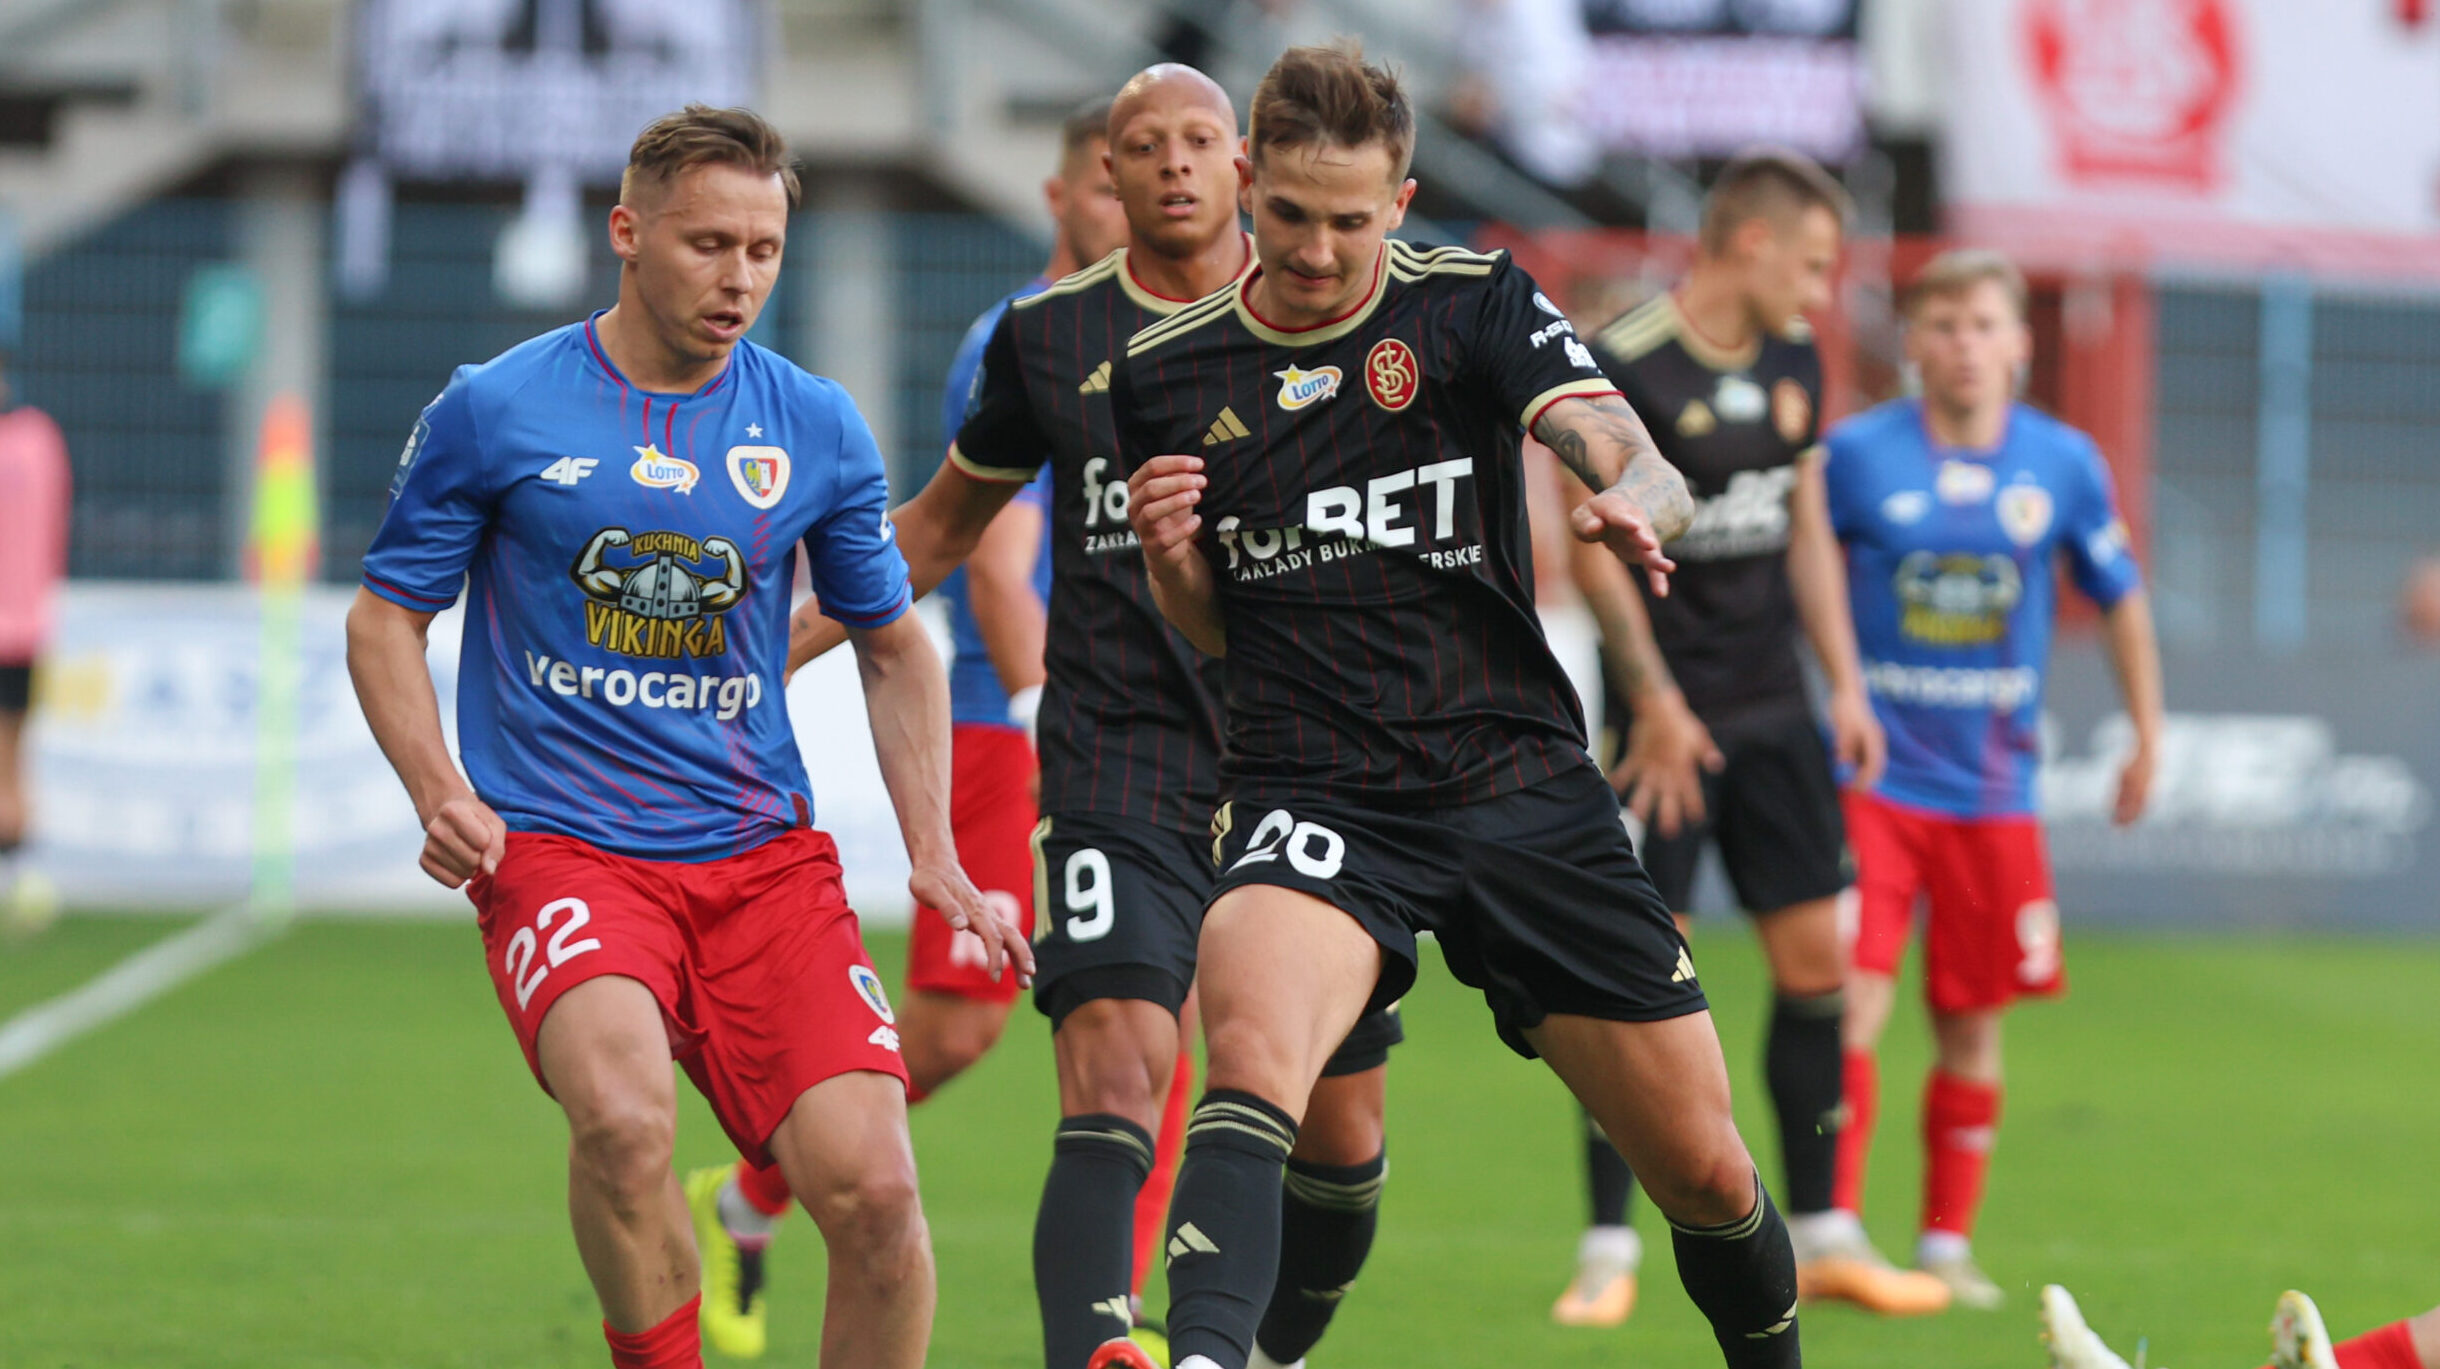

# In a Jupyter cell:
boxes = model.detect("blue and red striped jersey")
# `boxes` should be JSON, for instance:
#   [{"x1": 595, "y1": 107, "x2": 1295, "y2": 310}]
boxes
[
  {"x1": 1825, "y1": 399, "x2": 2142, "y2": 818},
  {"x1": 361, "y1": 313, "x2": 912, "y2": 860}
]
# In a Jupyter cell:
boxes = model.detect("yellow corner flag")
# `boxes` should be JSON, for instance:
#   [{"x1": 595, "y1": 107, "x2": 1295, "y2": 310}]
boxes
[
  {"x1": 249, "y1": 394, "x2": 317, "y2": 924},
  {"x1": 247, "y1": 393, "x2": 320, "y2": 589}
]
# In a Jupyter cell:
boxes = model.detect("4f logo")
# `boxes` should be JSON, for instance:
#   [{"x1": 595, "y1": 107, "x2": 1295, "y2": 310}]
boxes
[{"x1": 539, "y1": 457, "x2": 599, "y2": 486}]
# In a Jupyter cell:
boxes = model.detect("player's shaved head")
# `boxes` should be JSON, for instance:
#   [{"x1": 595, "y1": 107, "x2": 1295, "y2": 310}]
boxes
[{"x1": 1108, "y1": 63, "x2": 1237, "y2": 142}]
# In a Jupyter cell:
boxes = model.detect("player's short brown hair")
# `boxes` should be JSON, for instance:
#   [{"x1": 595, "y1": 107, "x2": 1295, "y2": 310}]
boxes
[
  {"x1": 1058, "y1": 93, "x2": 1117, "y2": 174},
  {"x1": 1699, "y1": 147, "x2": 1852, "y2": 256},
  {"x1": 1062, "y1": 96, "x2": 1114, "y2": 161},
  {"x1": 1248, "y1": 40, "x2": 1414, "y2": 182},
  {"x1": 1905, "y1": 248, "x2": 2029, "y2": 321},
  {"x1": 622, "y1": 104, "x2": 801, "y2": 212}
]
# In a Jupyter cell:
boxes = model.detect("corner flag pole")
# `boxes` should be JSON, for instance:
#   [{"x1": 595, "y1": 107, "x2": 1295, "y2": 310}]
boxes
[{"x1": 247, "y1": 394, "x2": 318, "y2": 926}]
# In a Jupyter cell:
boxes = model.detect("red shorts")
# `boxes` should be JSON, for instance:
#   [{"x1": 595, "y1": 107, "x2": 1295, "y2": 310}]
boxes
[
  {"x1": 469, "y1": 828, "x2": 907, "y2": 1167},
  {"x1": 905, "y1": 723, "x2": 1038, "y2": 1003},
  {"x1": 1842, "y1": 791, "x2": 2064, "y2": 1015}
]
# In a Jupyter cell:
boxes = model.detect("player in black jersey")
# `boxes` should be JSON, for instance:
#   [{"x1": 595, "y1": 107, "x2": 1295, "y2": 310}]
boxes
[
  {"x1": 1114, "y1": 43, "x2": 1801, "y2": 1369},
  {"x1": 795, "y1": 66, "x2": 1402, "y2": 1369},
  {"x1": 1554, "y1": 150, "x2": 1952, "y2": 1324}
]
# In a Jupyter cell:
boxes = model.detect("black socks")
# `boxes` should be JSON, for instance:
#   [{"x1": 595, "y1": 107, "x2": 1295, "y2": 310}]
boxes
[
  {"x1": 1034, "y1": 1113, "x2": 1154, "y2": 1369},
  {"x1": 1163, "y1": 1090, "x2": 1298, "y2": 1369},
  {"x1": 1669, "y1": 1173, "x2": 1803, "y2": 1369},
  {"x1": 1581, "y1": 1105, "x2": 1637, "y2": 1227},
  {"x1": 1255, "y1": 1150, "x2": 1387, "y2": 1364},
  {"x1": 1765, "y1": 989, "x2": 1845, "y2": 1216}
]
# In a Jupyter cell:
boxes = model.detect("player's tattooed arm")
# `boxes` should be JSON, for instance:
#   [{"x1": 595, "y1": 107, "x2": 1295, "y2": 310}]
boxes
[
  {"x1": 1532, "y1": 394, "x2": 1695, "y2": 541},
  {"x1": 1534, "y1": 394, "x2": 1691, "y2": 595}
]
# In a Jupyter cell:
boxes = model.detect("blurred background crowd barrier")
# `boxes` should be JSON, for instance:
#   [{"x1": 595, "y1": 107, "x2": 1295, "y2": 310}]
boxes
[{"x1": 0, "y1": 0, "x2": 2432, "y2": 922}]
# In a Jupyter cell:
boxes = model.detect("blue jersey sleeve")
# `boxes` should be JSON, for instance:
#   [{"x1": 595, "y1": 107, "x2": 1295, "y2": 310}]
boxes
[
  {"x1": 804, "y1": 383, "x2": 914, "y2": 629},
  {"x1": 941, "y1": 306, "x2": 997, "y2": 447},
  {"x1": 2059, "y1": 438, "x2": 2142, "y2": 608},
  {"x1": 361, "y1": 372, "x2": 491, "y2": 611}
]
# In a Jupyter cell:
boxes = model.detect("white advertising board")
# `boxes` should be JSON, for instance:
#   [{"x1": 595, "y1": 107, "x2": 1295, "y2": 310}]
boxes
[
  {"x1": 1942, "y1": 0, "x2": 2440, "y2": 279},
  {"x1": 26, "y1": 584, "x2": 926, "y2": 920}
]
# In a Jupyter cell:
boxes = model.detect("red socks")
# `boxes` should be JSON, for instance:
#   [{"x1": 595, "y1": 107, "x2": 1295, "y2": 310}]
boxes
[
  {"x1": 1831, "y1": 1048, "x2": 1879, "y2": 1215},
  {"x1": 604, "y1": 1294, "x2": 702, "y2": 1369},
  {"x1": 735, "y1": 1159, "x2": 794, "y2": 1219},
  {"x1": 1132, "y1": 1043, "x2": 1196, "y2": 1295},
  {"x1": 2336, "y1": 1319, "x2": 2428, "y2": 1369},
  {"x1": 1921, "y1": 1071, "x2": 2001, "y2": 1237}
]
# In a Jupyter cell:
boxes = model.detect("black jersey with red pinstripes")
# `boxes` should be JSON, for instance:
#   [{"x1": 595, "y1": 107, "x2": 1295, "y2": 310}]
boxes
[
  {"x1": 948, "y1": 246, "x2": 1240, "y2": 834},
  {"x1": 1111, "y1": 241, "x2": 1620, "y2": 808}
]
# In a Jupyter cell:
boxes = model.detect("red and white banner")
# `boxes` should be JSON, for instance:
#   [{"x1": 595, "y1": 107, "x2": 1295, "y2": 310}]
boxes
[{"x1": 1942, "y1": 0, "x2": 2440, "y2": 280}]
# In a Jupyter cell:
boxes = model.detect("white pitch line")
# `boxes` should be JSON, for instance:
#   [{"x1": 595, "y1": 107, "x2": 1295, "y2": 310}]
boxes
[{"x1": 0, "y1": 904, "x2": 283, "y2": 1081}]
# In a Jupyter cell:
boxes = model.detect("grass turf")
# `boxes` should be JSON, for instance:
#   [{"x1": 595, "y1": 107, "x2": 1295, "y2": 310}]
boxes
[{"x1": 0, "y1": 915, "x2": 2432, "y2": 1367}]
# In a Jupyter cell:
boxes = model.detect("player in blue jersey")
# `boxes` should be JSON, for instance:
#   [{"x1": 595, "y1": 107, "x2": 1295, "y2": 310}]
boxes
[
  {"x1": 689, "y1": 100, "x2": 1131, "y2": 1361},
  {"x1": 1821, "y1": 249, "x2": 2163, "y2": 1310},
  {"x1": 345, "y1": 106, "x2": 1029, "y2": 1369}
]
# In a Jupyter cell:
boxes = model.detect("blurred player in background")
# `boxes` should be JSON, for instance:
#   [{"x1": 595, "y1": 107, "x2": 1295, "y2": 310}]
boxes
[
  {"x1": 2044, "y1": 1284, "x2": 2439, "y2": 1369},
  {"x1": 1825, "y1": 249, "x2": 2163, "y2": 1309},
  {"x1": 347, "y1": 105, "x2": 1028, "y2": 1369},
  {"x1": 1120, "y1": 42, "x2": 1801, "y2": 1369},
  {"x1": 790, "y1": 65, "x2": 1405, "y2": 1369},
  {"x1": 687, "y1": 97, "x2": 1140, "y2": 1362},
  {"x1": 1556, "y1": 148, "x2": 1947, "y2": 1324},
  {"x1": 0, "y1": 347, "x2": 69, "y2": 937}
]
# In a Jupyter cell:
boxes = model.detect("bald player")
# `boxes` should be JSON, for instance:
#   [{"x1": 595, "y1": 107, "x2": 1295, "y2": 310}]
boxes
[
  {"x1": 688, "y1": 98, "x2": 1131, "y2": 1362},
  {"x1": 793, "y1": 66, "x2": 1404, "y2": 1369}
]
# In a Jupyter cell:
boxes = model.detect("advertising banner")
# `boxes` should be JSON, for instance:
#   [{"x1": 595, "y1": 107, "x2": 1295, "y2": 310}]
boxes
[
  {"x1": 1575, "y1": 0, "x2": 1867, "y2": 163},
  {"x1": 2040, "y1": 643, "x2": 2437, "y2": 929},
  {"x1": 1943, "y1": 0, "x2": 2440, "y2": 279},
  {"x1": 26, "y1": 585, "x2": 924, "y2": 920}
]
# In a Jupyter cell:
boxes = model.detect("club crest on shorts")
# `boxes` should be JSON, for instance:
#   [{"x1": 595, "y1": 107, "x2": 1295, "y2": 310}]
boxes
[
  {"x1": 1274, "y1": 363, "x2": 1343, "y2": 411},
  {"x1": 725, "y1": 445, "x2": 791, "y2": 509},
  {"x1": 1997, "y1": 483, "x2": 2054, "y2": 546},
  {"x1": 850, "y1": 964, "x2": 895, "y2": 1024},
  {"x1": 1365, "y1": 338, "x2": 1421, "y2": 412}
]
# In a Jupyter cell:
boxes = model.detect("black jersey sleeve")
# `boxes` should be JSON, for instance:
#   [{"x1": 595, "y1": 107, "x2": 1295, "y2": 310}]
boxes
[
  {"x1": 946, "y1": 310, "x2": 1051, "y2": 484},
  {"x1": 1468, "y1": 255, "x2": 1621, "y2": 432}
]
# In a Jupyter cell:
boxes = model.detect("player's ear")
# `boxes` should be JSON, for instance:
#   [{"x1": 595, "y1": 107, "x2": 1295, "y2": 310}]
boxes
[
  {"x1": 1043, "y1": 174, "x2": 1068, "y2": 222},
  {"x1": 1386, "y1": 178, "x2": 1417, "y2": 233},
  {"x1": 607, "y1": 203, "x2": 641, "y2": 265},
  {"x1": 1235, "y1": 151, "x2": 1256, "y2": 214}
]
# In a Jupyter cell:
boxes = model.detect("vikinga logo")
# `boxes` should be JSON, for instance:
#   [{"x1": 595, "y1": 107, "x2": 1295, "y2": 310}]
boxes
[
  {"x1": 571, "y1": 528, "x2": 746, "y2": 659},
  {"x1": 1274, "y1": 363, "x2": 1342, "y2": 411}
]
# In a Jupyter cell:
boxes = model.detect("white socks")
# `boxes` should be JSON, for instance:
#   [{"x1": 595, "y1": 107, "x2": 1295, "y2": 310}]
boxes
[
  {"x1": 1917, "y1": 1229, "x2": 1972, "y2": 1265},
  {"x1": 1579, "y1": 1223, "x2": 1643, "y2": 1272},
  {"x1": 716, "y1": 1177, "x2": 777, "y2": 1248}
]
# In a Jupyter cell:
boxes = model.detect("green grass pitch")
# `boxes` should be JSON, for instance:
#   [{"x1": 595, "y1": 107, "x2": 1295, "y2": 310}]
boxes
[{"x1": 0, "y1": 914, "x2": 2432, "y2": 1367}]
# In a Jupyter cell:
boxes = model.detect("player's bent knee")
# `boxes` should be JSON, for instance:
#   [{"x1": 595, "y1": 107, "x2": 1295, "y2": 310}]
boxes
[
  {"x1": 565, "y1": 1101, "x2": 678, "y2": 1209},
  {"x1": 1295, "y1": 1069, "x2": 1387, "y2": 1164},
  {"x1": 1055, "y1": 1000, "x2": 1174, "y2": 1119},
  {"x1": 1202, "y1": 1014, "x2": 1319, "y2": 1110},
  {"x1": 802, "y1": 1155, "x2": 925, "y2": 1253}
]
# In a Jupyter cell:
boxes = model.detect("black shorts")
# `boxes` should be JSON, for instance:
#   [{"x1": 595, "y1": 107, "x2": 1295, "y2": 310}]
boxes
[
  {"x1": 0, "y1": 663, "x2": 30, "y2": 714},
  {"x1": 1637, "y1": 710, "x2": 1850, "y2": 916},
  {"x1": 1210, "y1": 764, "x2": 1706, "y2": 1061},
  {"x1": 1031, "y1": 808, "x2": 1401, "y2": 1075}
]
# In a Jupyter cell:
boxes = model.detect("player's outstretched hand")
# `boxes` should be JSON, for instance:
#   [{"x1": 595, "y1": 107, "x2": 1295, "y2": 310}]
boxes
[
  {"x1": 1610, "y1": 689, "x2": 1722, "y2": 840},
  {"x1": 421, "y1": 793, "x2": 507, "y2": 889},
  {"x1": 1126, "y1": 455, "x2": 1207, "y2": 570},
  {"x1": 1571, "y1": 489, "x2": 1678, "y2": 597},
  {"x1": 911, "y1": 861, "x2": 1035, "y2": 985},
  {"x1": 2112, "y1": 741, "x2": 2156, "y2": 826},
  {"x1": 1829, "y1": 686, "x2": 1887, "y2": 791}
]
